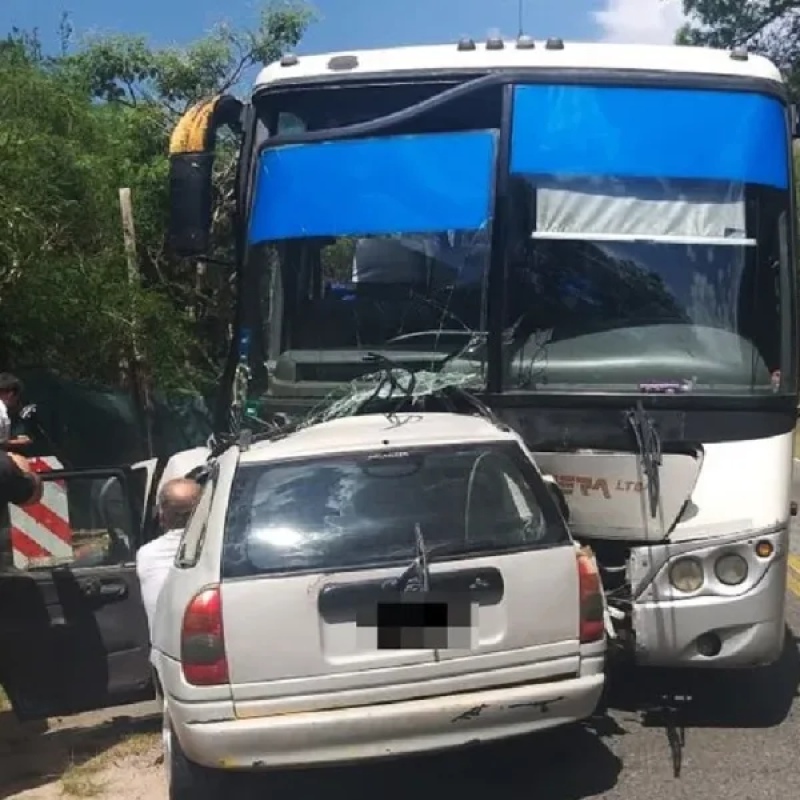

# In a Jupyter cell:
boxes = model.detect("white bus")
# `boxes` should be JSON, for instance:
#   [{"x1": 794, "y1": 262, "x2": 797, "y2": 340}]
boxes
[{"x1": 168, "y1": 36, "x2": 799, "y2": 669}]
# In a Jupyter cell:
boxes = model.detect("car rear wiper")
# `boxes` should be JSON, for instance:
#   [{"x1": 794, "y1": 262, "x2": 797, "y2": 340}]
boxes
[{"x1": 383, "y1": 522, "x2": 430, "y2": 593}]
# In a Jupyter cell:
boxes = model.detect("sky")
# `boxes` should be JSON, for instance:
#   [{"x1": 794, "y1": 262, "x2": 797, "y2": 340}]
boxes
[{"x1": 1, "y1": 0, "x2": 688, "y2": 55}]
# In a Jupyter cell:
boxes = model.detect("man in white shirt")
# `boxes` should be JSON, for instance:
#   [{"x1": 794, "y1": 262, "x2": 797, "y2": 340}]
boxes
[
  {"x1": 0, "y1": 396, "x2": 9, "y2": 445},
  {"x1": 0, "y1": 373, "x2": 31, "y2": 451},
  {"x1": 136, "y1": 477, "x2": 202, "y2": 642}
]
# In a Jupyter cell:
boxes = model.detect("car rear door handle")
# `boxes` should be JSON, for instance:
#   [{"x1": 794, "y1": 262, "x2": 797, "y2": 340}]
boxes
[
  {"x1": 318, "y1": 567, "x2": 504, "y2": 616},
  {"x1": 78, "y1": 578, "x2": 128, "y2": 601}
]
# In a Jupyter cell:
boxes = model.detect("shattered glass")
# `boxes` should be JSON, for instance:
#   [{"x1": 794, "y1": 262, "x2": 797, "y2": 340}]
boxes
[
  {"x1": 240, "y1": 125, "x2": 498, "y2": 433},
  {"x1": 237, "y1": 360, "x2": 488, "y2": 448}
]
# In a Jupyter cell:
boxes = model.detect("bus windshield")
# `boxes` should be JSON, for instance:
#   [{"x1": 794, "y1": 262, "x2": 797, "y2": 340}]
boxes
[
  {"x1": 502, "y1": 84, "x2": 793, "y2": 395},
  {"x1": 248, "y1": 80, "x2": 794, "y2": 401}
]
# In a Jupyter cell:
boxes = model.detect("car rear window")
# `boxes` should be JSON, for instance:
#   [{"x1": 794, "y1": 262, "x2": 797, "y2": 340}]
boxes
[{"x1": 221, "y1": 441, "x2": 569, "y2": 578}]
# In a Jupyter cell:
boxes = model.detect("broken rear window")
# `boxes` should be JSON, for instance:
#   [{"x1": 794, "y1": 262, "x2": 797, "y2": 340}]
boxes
[{"x1": 221, "y1": 441, "x2": 569, "y2": 578}]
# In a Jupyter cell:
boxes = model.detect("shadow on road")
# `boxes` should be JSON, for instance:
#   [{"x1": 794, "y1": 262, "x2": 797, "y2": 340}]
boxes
[
  {"x1": 606, "y1": 626, "x2": 799, "y2": 730},
  {"x1": 600, "y1": 626, "x2": 799, "y2": 778},
  {"x1": 235, "y1": 720, "x2": 623, "y2": 800}
]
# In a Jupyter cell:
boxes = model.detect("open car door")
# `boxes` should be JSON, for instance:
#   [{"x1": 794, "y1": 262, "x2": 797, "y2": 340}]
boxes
[{"x1": 0, "y1": 465, "x2": 155, "y2": 721}]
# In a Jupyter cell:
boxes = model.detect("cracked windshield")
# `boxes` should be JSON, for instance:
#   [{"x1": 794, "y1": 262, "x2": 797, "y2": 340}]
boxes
[
  {"x1": 500, "y1": 84, "x2": 789, "y2": 395},
  {"x1": 248, "y1": 81, "x2": 503, "y2": 404},
  {"x1": 251, "y1": 81, "x2": 790, "y2": 402}
]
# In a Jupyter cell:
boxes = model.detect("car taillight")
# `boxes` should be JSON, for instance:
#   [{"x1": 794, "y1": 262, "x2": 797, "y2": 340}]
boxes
[
  {"x1": 577, "y1": 549, "x2": 605, "y2": 644},
  {"x1": 180, "y1": 585, "x2": 229, "y2": 686}
]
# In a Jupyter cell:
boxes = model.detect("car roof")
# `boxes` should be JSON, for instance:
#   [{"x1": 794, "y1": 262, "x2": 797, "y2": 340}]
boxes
[{"x1": 237, "y1": 412, "x2": 518, "y2": 465}]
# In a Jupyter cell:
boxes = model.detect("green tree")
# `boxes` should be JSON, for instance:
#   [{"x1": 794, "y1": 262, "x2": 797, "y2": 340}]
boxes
[
  {"x1": 65, "y1": 3, "x2": 312, "y2": 112},
  {"x1": 0, "y1": 35, "x2": 193, "y2": 388},
  {"x1": 0, "y1": 3, "x2": 313, "y2": 391},
  {"x1": 64, "y1": 2, "x2": 313, "y2": 377},
  {"x1": 676, "y1": 1, "x2": 800, "y2": 94}
]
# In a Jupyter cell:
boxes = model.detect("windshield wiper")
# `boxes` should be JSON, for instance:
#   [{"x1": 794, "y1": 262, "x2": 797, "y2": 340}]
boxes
[
  {"x1": 626, "y1": 401, "x2": 662, "y2": 519},
  {"x1": 383, "y1": 522, "x2": 430, "y2": 593},
  {"x1": 357, "y1": 352, "x2": 417, "y2": 418}
]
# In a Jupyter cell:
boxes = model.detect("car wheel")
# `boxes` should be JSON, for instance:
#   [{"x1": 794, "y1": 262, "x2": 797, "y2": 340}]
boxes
[{"x1": 164, "y1": 713, "x2": 229, "y2": 800}]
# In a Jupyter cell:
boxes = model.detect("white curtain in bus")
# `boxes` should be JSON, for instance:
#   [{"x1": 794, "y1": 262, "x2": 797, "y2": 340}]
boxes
[{"x1": 534, "y1": 176, "x2": 748, "y2": 242}]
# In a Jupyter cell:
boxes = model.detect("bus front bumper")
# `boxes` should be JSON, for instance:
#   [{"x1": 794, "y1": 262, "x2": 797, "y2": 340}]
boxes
[{"x1": 630, "y1": 525, "x2": 789, "y2": 668}]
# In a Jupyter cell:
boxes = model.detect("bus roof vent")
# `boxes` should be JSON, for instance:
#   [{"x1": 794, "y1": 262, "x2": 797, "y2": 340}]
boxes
[
  {"x1": 328, "y1": 54, "x2": 359, "y2": 71},
  {"x1": 280, "y1": 53, "x2": 299, "y2": 67},
  {"x1": 486, "y1": 34, "x2": 505, "y2": 50},
  {"x1": 545, "y1": 37, "x2": 565, "y2": 51},
  {"x1": 730, "y1": 46, "x2": 749, "y2": 61},
  {"x1": 457, "y1": 37, "x2": 477, "y2": 51},
  {"x1": 516, "y1": 35, "x2": 535, "y2": 50}
]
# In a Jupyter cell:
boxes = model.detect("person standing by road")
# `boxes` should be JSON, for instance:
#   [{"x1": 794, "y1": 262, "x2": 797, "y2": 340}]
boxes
[
  {"x1": 136, "y1": 478, "x2": 202, "y2": 643},
  {"x1": 0, "y1": 373, "x2": 32, "y2": 453}
]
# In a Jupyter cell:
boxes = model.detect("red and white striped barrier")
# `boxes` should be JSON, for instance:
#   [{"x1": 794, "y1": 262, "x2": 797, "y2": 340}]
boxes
[{"x1": 9, "y1": 456, "x2": 73, "y2": 569}]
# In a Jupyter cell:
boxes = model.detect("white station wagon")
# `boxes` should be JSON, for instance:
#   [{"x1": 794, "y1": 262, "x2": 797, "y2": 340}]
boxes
[{"x1": 150, "y1": 412, "x2": 606, "y2": 798}]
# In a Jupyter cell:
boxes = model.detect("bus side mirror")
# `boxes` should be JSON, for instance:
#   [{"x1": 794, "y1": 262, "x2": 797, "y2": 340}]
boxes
[
  {"x1": 168, "y1": 152, "x2": 215, "y2": 257},
  {"x1": 791, "y1": 105, "x2": 800, "y2": 140},
  {"x1": 167, "y1": 95, "x2": 244, "y2": 259}
]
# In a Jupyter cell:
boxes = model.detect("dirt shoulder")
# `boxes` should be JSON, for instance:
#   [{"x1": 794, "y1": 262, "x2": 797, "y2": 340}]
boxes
[{"x1": 0, "y1": 699, "x2": 164, "y2": 799}]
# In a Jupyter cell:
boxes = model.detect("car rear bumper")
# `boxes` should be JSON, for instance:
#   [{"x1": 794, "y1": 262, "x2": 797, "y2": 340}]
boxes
[{"x1": 169, "y1": 666, "x2": 605, "y2": 770}]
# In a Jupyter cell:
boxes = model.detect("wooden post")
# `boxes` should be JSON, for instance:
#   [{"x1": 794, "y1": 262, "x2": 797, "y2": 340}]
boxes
[
  {"x1": 119, "y1": 189, "x2": 139, "y2": 291},
  {"x1": 118, "y1": 188, "x2": 155, "y2": 459}
]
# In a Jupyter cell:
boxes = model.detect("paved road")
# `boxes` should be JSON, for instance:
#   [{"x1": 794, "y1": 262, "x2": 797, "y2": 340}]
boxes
[{"x1": 232, "y1": 492, "x2": 800, "y2": 800}]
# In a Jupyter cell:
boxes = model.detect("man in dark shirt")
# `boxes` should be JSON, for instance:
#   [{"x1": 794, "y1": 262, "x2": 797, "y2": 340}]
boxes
[
  {"x1": 0, "y1": 451, "x2": 43, "y2": 570},
  {"x1": 0, "y1": 373, "x2": 32, "y2": 452}
]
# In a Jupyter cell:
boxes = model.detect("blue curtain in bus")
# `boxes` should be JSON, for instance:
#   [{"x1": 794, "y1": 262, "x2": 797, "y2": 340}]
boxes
[
  {"x1": 510, "y1": 85, "x2": 789, "y2": 189},
  {"x1": 249, "y1": 129, "x2": 497, "y2": 243}
]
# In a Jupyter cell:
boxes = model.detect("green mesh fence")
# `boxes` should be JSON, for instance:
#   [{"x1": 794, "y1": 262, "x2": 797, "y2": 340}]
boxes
[{"x1": 15, "y1": 369, "x2": 213, "y2": 468}]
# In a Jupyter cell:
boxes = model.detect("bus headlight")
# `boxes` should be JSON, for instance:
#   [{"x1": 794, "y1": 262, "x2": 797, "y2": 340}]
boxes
[
  {"x1": 714, "y1": 553, "x2": 748, "y2": 586},
  {"x1": 668, "y1": 557, "x2": 705, "y2": 593}
]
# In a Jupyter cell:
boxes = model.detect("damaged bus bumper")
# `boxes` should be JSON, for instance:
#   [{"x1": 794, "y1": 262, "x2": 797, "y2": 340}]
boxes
[{"x1": 630, "y1": 524, "x2": 788, "y2": 668}]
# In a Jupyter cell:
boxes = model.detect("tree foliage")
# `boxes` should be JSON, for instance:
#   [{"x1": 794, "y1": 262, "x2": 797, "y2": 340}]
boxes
[
  {"x1": 0, "y1": 3, "x2": 312, "y2": 392},
  {"x1": 64, "y1": 4, "x2": 312, "y2": 113},
  {"x1": 676, "y1": 1, "x2": 800, "y2": 94}
]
